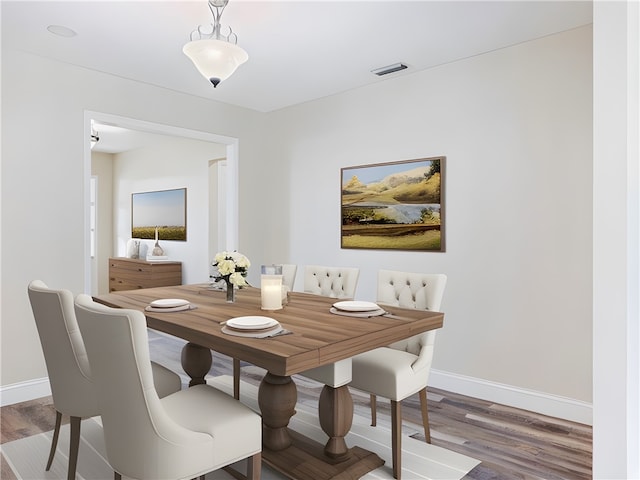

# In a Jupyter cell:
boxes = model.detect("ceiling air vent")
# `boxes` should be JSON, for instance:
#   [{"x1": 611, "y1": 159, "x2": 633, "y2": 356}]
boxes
[{"x1": 371, "y1": 63, "x2": 408, "y2": 76}]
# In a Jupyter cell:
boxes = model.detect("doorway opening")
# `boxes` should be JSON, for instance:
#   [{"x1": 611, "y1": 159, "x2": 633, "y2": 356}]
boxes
[{"x1": 84, "y1": 111, "x2": 239, "y2": 294}]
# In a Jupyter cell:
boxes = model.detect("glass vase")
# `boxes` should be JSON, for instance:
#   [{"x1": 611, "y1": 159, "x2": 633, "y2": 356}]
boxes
[{"x1": 225, "y1": 279, "x2": 236, "y2": 303}]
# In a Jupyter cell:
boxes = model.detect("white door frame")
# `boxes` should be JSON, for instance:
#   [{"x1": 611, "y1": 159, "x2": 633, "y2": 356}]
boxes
[{"x1": 83, "y1": 111, "x2": 239, "y2": 293}]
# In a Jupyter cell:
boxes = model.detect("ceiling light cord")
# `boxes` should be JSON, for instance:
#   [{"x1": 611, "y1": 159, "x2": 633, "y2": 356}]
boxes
[{"x1": 189, "y1": 0, "x2": 237, "y2": 45}]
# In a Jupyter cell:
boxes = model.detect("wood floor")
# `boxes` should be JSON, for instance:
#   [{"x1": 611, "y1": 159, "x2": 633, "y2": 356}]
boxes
[{"x1": 1, "y1": 332, "x2": 592, "y2": 480}]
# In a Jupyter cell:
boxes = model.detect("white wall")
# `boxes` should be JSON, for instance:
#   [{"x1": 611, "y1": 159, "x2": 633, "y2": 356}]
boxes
[
  {"x1": 271, "y1": 27, "x2": 593, "y2": 415},
  {"x1": 0, "y1": 48, "x2": 280, "y2": 391},
  {"x1": 112, "y1": 136, "x2": 226, "y2": 285}
]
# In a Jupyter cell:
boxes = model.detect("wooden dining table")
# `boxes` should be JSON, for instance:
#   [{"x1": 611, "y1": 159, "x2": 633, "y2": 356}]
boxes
[{"x1": 94, "y1": 283, "x2": 444, "y2": 480}]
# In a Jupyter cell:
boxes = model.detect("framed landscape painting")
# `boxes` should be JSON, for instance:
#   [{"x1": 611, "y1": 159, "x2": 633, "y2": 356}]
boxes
[
  {"x1": 341, "y1": 156, "x2": 445, "y2": 251},
  {"x1": 131, "y1": 188, "x2": 187, "y2": 241}
]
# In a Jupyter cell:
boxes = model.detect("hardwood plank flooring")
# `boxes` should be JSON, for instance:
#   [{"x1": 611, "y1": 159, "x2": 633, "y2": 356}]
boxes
[{"x1": 1, "y1": 331, "x2": 592, "y2": 479}]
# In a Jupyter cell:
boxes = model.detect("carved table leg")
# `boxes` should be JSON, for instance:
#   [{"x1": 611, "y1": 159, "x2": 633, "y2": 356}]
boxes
[
  {"x1": 318, "y1": 385, "x2": 353, "y2": 459},
  {"x1": 181, "y1": 342, "x2": 212, "y2": 387},
  {"x1": 258, "y1": 372, "x2": 297, "y2": 451}
]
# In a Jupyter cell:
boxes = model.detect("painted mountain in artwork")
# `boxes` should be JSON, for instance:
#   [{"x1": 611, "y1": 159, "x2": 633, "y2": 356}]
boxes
[{"x1": 342, "y1": 166, "x2": 440, "y2": 205}]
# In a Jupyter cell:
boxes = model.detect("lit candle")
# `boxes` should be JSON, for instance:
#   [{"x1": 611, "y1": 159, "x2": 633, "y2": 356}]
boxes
[{"x1": 261, "y1": 274, "x2": 283, "y2": 310}]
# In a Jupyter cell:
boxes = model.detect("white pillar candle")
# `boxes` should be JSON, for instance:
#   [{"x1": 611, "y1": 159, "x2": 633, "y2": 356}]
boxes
[{"x1": 261, "y1": 275, "x2": 283, "y2": 310}]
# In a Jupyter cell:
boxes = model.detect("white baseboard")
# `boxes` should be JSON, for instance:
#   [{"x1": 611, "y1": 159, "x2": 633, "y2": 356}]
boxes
[
  {"x1": 429, "y1": 368, "x2": 593, "y2": 426},
  {"x1": 0, "y1": 378, "x2": 51, "y2": 407},
  {"x1": 1, "y1": 371, "x2": 593, "y2": 426}
]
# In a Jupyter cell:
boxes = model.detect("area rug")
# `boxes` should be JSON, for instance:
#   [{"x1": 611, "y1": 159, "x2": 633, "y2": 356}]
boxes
[{"x1": 2, "y1": 376, "x2": 479, "y2": 479}]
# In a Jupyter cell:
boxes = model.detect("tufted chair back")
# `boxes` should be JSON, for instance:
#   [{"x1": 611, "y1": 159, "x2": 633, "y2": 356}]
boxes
[
  {"x1": 351, "y1": 271, "x2": 447, "y2": 474},
  {"x1": 304, "y1": 265, "x2": 360, "y2": 299},
  {"x1": 299, "y1": 265, "x2": 359, "y2": 388},
  {"x1": 377, "y1": 270, "x2": 447, "y2": 365}
]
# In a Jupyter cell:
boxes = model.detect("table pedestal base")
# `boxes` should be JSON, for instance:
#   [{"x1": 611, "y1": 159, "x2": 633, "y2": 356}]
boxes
[
  {"x1": 258, "y1": 373, "x2": 298, "y2": 450},
  {"x1": 319, "y1": 385, "x2": 353, "y2": 460},
  {"x1": 263, "y1": 429, "x2": 385, "y2": 480},
  {"x1": 181, "y1": 342, "x2": 212, "y2": 387},
  {"x1": 182, "y1": 344, "x2": 385, "y2": 479}
]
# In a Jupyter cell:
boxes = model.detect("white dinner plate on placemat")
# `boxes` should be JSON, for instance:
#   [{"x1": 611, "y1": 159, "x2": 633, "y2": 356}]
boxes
[
  {"x1": 226, "y1": 316, "x2": 279, "y2": 330},
  {"x1": 145, "y1": 304, "x2": 193, "y2": 313},
  {"x1": 222, "y1": 325, "x2": 284, "y2": 338},
  {"x1": 149, "y1": 298, "x2": 190, "y2": 308},
  {"x1": 333, "y1": 300, "x2": 381, "y2": 312},
  {"x1": 330, "y1": 307, "x2": 386, "y2": 317}
]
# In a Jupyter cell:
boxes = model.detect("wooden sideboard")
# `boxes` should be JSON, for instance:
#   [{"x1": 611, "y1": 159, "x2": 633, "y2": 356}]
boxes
[{"x1": 108, "y1": 257, "x2": 182, "y2": 292}]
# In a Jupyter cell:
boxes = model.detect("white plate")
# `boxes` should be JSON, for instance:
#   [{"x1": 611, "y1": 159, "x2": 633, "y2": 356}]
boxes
[
  {"x1": 149, "y1": 298, "x2": 190, "y2": 308},
  {"x1": 330, "y1": 307, "x2": 386, "y2": 317},
  {"x1": 222, "y1": 325, "x2": 283, "y2": 338},
  {"x1": 145, "y1": 304, "x2": 193, "y2": 313},
  {"x1": 226, "y1": 316, "x2": 278, "y2": 330},
  {"x1": 332, "y1": 300, "x2": 381, "y2": 312}
]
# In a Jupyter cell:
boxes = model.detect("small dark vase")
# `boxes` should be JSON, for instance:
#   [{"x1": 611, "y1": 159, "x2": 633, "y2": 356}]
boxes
[{"x1": 225, "y1": 279, "x2": 236, "y2": 303}]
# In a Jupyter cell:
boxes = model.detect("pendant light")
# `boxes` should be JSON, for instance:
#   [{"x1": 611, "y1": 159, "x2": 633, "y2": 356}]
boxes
[{"x1": 183, "y1": 0, "x2": 248, "y2": 88}]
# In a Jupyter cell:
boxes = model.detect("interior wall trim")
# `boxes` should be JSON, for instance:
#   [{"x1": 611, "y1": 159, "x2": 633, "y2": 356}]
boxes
[
  {"x1": 429, "y1": 369, "x2": 592, "y2": 426},
  {"x1": 2, "y1": 370, "x2": 593, "y2": 426},
  {"x1": 0, "y1": 377, "x2": 51, "y2": 407}
]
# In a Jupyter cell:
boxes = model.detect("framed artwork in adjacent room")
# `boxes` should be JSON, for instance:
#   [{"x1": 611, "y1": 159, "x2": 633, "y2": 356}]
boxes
[
  {"x1": 131, "y1": 188, "x2": 187, "y2": 241},
  {"x1": 341, "y1": 156, "x2": 445, "y2": 251}
]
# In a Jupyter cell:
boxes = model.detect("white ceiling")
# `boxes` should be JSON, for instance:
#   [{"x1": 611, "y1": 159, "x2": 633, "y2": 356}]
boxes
[
  {"x1": 90, "y1": 123, "x2": 179, "y2": 154},
  {"x1": 3, "y1": 0, "x2": 592, "y2": 152}
]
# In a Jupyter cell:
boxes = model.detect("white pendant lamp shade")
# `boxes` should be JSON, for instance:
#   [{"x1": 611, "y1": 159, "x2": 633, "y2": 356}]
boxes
[{"x1": 183, "y1": 39, "x2": 248, "y2": 88}]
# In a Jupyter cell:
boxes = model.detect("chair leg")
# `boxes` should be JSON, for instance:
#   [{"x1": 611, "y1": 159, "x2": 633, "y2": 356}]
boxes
[
  {"x1": 418, "y1": 388, "x2": 431, "y2": 444},
  {"x1": 46, "y1": 411, "x2": 63, "y2": 470},
  {"x1": 247, "y1": 452, "x2": 261, "y2": 480},
  {"x1": 233, "y1": 358, "x2": 241, "y2": 400},
  {"x1": 370, "y1": 394, "x2": 377, "y2": 426},
  {"x1": 67, "y1": 416, "x2": 81, "y2": 480},
  {"x1": 390, "y1": 400, "x2": 402, "y2": 479}
]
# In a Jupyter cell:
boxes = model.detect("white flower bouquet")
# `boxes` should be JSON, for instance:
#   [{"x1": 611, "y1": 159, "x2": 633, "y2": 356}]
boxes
[{"x1": 211, "y1": 251, "x2": 250, "y2": 288}]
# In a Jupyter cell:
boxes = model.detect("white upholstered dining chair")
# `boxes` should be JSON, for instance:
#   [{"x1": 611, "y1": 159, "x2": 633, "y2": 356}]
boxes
[
  {"x1": 349, "y1": 270, "x2": 447, "y2": 479},
  {"x1": 303, "y1": 264, "x2": 359, "y2": 298},
  {"x1": 298, "y1": 265, "x2": 360, "y2": 390},
  {"x1": 27, "y1": 280, "x2": 182, "y2": 480},
  {"x1": 74, "y1": 294, "x2": 262, "y2": 480}
]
